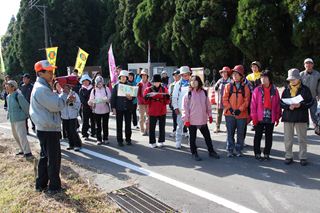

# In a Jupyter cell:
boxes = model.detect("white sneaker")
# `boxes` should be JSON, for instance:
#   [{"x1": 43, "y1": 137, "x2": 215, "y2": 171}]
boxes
[
  {"x1": 96, "y1": 141, "x2": 102, "y2": 145},
  {"x1": 169, "y1": 132, "x2": 176, "y2": 137},
  {"x1": 157, "y1": 142, "x2": 164, "y2": 148},
  {"x1": 149, "y1": 143, "x2": 157, "y2": 148},
  {"x1": 134, "y1": 126, "x2": 140, "y2": 130}
]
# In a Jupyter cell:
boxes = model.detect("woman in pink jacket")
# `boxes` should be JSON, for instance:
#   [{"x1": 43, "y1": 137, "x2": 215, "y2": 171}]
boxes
[
  {"x1": 88, "y1": 76, "x2": 112, "y2": 145},
  {"x1": 182, "y1": 75, "x2": 220, "y2": 161},
  {"x1": 250, "y1": 70, "x2": 281, "y2": 160}
]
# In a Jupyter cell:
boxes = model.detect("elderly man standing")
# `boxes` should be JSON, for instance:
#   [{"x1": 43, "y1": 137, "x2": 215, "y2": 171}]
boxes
[
  {"x1": 30, "y1": 60, "x2": 73, "y2": 194},
  {"x1": 300, "y1": 58, "x2": 320, "y2": 129}
]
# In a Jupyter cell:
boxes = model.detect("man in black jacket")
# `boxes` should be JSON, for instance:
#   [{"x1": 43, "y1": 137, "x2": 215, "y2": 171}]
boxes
[
  {"x1": 281, "y1": 68, "x2": 314, "y2": 166},
  {"x1": 20, "y1": 73, "x2": 35, "y2": 133}
]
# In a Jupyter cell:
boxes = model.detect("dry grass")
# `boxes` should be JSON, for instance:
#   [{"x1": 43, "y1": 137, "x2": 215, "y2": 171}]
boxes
[{"x1": 0, "y1": 139, "x2": 121, "y2": 213}]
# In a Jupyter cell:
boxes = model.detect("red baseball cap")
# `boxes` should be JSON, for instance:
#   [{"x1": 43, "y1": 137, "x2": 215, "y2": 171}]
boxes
[{"x1": 34, "y1": 60, "x2": 57, "y2": 72}]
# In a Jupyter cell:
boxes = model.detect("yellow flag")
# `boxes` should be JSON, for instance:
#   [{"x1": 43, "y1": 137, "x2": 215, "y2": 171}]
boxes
[
  {"x1": 74, "y1": 47, "x2": 89, "y2": 76},
  {"x1": 46, "y1": 47, "x2": 58, "y2": 73}
]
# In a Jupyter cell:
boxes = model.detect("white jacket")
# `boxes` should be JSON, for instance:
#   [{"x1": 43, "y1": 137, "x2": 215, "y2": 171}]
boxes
[
  {"x1": 172, "y1": 80, "x2": 190, "y2": 111},
  {"x1": 60, "y1": 92, "x2": 81, "y2": 119}
]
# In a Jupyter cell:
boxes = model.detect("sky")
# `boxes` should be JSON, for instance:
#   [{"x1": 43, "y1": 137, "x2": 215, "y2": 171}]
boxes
[{"x1": 0, "y1": 0, "x2": 21, "y2": 36}]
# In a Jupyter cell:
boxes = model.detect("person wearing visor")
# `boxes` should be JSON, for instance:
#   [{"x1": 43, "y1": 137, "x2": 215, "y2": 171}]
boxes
[{"x1": 30, "y1": 60, "x2": 74, "y2": 194}]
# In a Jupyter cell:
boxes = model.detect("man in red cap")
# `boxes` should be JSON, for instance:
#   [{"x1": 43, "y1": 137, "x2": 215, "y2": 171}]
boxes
[{"x1": 30, "y1": 60, "x2": 75, "y2": 194}]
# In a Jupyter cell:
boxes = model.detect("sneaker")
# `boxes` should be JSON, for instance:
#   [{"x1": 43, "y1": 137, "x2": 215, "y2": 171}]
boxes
[
  {"x1": 209, "y1": 150, "x2": 220, "y2": 159},
  {"x1": 227, "y1": 151, "x2": 234, "y2": 158},
  {"x1": 192, "y1": 154, "x2": 202, "y2": 161},
  {"x1": 118, "y1": 142, "x2": 124, "y2": 147},
  {"x1": 126, "y1": 140, "x2": 132, "y2": 145},
  {"x1": 255, "y1": 154, "x2": 262, "y2": 161},
  {"x1": 24, "y1": 153, "x2": 34, "y2": 160},
  {"x1": 169, "y1": 131, "x2": 176, "y2": 137},
  {"x1": 236, "y1": 151, "x2": 243, "y2": 157},
  {"x1": 133, "y1": 125, "x2": 140, "y2": 130},
  {"x1": 300, "y1": 159, "x2": 308, "y2": 166},
  {"x1": 103, "y1": 140, "x2": 109, "y2": 144},
  {"x1": 15, "y1": 151, "x2": 24, "y2": 156},
  {"x1": 149, "y1": 143, "x2": 157, "y2": 148},
  {"x1": 157, "y1": 142, "x2": 164, "y2": 148},
  {"x1": 96, "y1": 141, "x2": 102, "y2": 145},
  {"x1": 284, "y1": 158, "x2": 293, "y2": 165},
  {"x1": 74, "y1": 147, "x2": 81, "y2": 151},
  {"x1": 263, "y1": 154, "x2": 270, "y2": 161},
  {"x1": 213, "y1": 127, "x2": 220, "y2": 133},
  {"x1": 183, "y1": 132, "x2": 189, "y2": 138},
  {"x1": 67, "y1": 147, "x2": 74, "y2": 150}
]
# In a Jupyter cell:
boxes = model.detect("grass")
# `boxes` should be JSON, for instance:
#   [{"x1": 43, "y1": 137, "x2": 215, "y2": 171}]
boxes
[{"x1": 0, "y1": 139, "x2": 121, "y2": 213}]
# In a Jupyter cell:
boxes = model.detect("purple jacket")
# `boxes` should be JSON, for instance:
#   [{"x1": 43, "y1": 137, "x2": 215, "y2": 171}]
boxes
[
  {"x1": 250, "y1": 85, "x2": 281, "y2": 123},
  {"x1": 182, "y1": 89, "x2": 212, "y2": 125}
]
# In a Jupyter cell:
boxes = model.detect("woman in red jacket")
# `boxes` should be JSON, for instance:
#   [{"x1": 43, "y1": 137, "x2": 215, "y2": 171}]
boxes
[{"x1": 143, "y1": 74, "x2": 170, "y2": 148}]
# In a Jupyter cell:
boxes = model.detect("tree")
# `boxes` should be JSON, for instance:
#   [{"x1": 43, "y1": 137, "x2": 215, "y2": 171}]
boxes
[
  {"x1": 231, "y1": 0, "x2": 293, "y2": 75},
  {"x1": 2, "y1": 15, "x2": 23, "y2": 77},
  {"x1": 284, "y1": 0, "x2": 320, "y2": 69}
]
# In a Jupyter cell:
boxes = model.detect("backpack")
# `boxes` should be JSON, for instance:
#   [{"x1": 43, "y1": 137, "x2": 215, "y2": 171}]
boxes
[
  {"x1": 228, "y1": 82, "x2": 245, "y2": 100},
  {"x1": 187, "y1": 89, "x2": 207, "y2": 100},
  {"x1": 15, "y1": 93, "x2": 21, "y2": 109},
  {"x1": 93, "y1": 86, "x2": 110, "y2": 110}
]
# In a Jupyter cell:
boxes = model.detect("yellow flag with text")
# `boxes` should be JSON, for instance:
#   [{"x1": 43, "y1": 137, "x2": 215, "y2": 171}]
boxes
[
  {"x1": 74, "y1": 48, "x2": 89, "y2": 76},
  {"x1": 45, "y1": 47, "x2": 58, "y2": 73}
]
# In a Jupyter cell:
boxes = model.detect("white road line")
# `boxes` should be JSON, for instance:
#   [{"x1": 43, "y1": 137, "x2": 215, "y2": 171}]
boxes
[
  {"x1": 60, "y1": 142, "x2": 257, "y2": 213},
  {"x1": 0, "y1": 123, "x2": 256, "y2": 212}
]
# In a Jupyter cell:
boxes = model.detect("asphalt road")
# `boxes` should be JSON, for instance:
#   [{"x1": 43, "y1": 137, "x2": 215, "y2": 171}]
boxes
[{"x1": 0, "y1": 106, "x2": 319, "y2": 213}]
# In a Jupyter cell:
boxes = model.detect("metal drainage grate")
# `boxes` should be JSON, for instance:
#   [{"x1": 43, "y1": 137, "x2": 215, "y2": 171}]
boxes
[{"x1": 108, "y1": 186, "x2": 177, "y2": 213}]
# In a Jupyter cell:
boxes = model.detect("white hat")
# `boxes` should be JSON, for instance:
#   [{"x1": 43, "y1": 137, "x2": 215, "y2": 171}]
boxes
[
  {"x1": 179, "y1": 66, "x2": 191, "y2": 75},
  {"x1": 161, "y1": 70, "x2": 167, "y2": 75},
  {"x1": 304, "y1": 58, "x2": 314, "y2": 64},
  {"x1": 95, "y1": 76, "x2": 104, "y2": 85},
  {"x1": 80, "y1": 74, "x2": 92, "y2": 84},
  {"x1": 119, "y1": 70, "x2": 129, "y2": 78},
  {"x1": 140, "y1": 69, "x2": 148, "y2": 76}
]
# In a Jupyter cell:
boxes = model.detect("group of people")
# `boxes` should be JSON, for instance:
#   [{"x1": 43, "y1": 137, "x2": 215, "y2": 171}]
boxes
[{"x1": 3, "y1": 57, "x2": 320, "y2": 194}]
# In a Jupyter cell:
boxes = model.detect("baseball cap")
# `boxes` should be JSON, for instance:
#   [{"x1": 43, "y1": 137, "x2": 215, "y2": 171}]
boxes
[
  {"x1": 34, "y1": 60, "x2": 57, "y2": 72},
  {"x1": 304, "y1": 58, "x2": 314, "y2": 64}
]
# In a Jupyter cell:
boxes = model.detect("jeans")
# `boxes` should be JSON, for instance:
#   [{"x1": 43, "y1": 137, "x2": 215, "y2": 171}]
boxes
[
  {"x1": 175, "y1": 114, "x2": 184, "y2": 148},
  {"x1": 309, "y1": 98, "x2": 318, "y2": 125},
  {"x1": 116, "y1": 110, "x2": 132, "y2": 143},
  {"x1": 149, "y1": 115, "x2": 166, "y2": 144},
  {"x1": 63, "y1": 119, "x2": 82, "y2": 147},
  {"x1": 188, "y1": 124, "x2": 214, "y2": 154},
  {"x1": 225, "y1": 116, "x2": 246, "y2": 152},
  {"x1": 95, "y1": 113, "x2": 109, "y2": 141},
  {"x1": 36, "y1": 131, "x2": 61, "y2": 191},
  {"x1": 253, "y1": 122, "x2": 274, "y2": 155}
]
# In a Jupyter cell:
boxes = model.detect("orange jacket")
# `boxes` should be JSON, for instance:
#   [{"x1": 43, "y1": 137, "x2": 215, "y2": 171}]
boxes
[{"x1": 222, "y1": 82, "x2": 250, "y2": 119}]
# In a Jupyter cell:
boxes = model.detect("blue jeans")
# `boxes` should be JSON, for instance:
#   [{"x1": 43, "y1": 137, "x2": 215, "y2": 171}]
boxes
[
  {"x1": 309, "y1": 98, "x2": 318, "y2": 125},
  {"x1": 225, "y1": 116, "x2": 246, "y2": 152}
]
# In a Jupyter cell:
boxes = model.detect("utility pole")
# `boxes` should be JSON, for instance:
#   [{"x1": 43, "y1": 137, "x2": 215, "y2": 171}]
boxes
[{"x1": 29, "y1": 0, "x2": 49, "y2": 48}]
